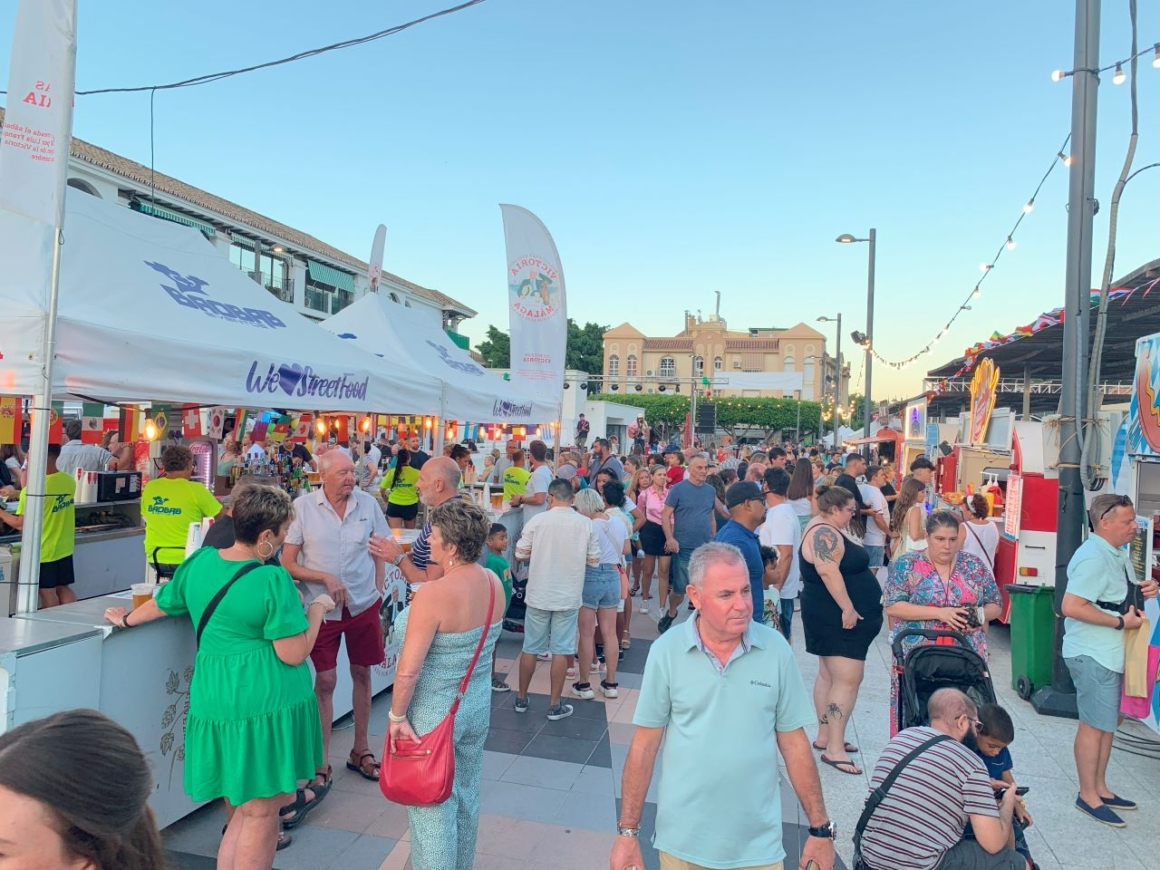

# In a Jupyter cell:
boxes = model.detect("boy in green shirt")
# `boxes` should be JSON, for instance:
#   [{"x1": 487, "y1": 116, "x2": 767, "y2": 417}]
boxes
[
  {"x1": 484, "y1": 523, "x2": 513, "y2": 692},
  {"x1": 0, "y1": 443, "x2": 77, "y2": 609}
]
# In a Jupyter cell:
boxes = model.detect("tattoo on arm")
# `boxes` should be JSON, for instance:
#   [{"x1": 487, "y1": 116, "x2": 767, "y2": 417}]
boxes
[{"x1": 813, "y1": 527, "x2": 841, "y2": 563}]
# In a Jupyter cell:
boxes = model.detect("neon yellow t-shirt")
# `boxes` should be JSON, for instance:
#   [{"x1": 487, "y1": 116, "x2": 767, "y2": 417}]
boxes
[
  {"x1": 502, "y1": 467, "x2": 531, "y2": 501},
  {"x1": 380, "y1": 464, "x2": 421, "y2": 506},
  {"x1": 16, "y1": 470, "x2": 75, "y2": 563},
  {"x1": 142, "y1": 476, "x2": 222, "y2": 562}
]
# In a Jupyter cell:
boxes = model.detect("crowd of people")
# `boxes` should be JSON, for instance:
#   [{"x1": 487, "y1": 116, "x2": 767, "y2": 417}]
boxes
[{"x1": 0, "y1": 414, "x2": 1122, "y2": 870}]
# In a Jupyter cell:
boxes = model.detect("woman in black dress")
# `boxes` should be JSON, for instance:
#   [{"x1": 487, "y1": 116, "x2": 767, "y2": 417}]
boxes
[{"x1": 799, "y1": 486, "x2": 885, "y2": 776}]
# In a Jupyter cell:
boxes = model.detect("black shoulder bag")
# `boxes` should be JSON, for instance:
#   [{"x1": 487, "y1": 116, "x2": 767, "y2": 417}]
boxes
[
  {"x1": 853, "y1": 734, "x2": 951, "y2": 870},
  {"x1": 195, "y1": 562, "x2": 263, "y2": 647}
]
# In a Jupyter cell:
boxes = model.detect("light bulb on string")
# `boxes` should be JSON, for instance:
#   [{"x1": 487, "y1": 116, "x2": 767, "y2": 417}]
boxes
[
  {"x1": 1005, "y1": 237, "x2": 1016, "y2": 250},
  {"x1": 1153, "y1": 44, "x2": 1160, "y2": 68},
  {"x1": 1058, "y1": 152, "x2": 1072, "y2": 166},
  {"x1": 980, "y1": 263, "x2": 993, "y2": 272},
  {"x1": 1023, "y1": 200, "x2": 1034, "y2": 214},
  {"x1": 1051, "y1": 69, "x2": 1066, "y2": 82},
  {"x1": 973, "y1": 287, "x2": 981, "y2": 298},
  {"x1": 1113, "y1": 64, "x2": 1126, "y2": 85}
]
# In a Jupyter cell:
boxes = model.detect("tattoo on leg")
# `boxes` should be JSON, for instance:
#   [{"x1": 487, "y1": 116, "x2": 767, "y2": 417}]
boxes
[
  {"x1": 819, "y1": 715, "x2": 828, "y2": 725},
  {"x1": 826, "y1": 702, "x2": 844, "y2": 721}
]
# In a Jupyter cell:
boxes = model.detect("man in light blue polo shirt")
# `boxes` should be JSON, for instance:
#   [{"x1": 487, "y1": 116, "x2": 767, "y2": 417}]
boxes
[
  {"x1": 610, "y1": 542, "x2": 836, "y2": 870},
  {"x1": 1061, "y1": 493, "x2": 1158, "y2": 828}
]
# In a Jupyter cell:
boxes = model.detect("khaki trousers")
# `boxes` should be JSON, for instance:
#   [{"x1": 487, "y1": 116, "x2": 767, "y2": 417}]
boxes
[{"x1": 659, "y1": 853, "x2": 784, "y2": 870}]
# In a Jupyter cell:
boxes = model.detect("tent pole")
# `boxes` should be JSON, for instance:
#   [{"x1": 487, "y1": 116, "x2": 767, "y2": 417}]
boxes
[{"x1": 17, "y1": 227, "x2": 65, "y2": 615}]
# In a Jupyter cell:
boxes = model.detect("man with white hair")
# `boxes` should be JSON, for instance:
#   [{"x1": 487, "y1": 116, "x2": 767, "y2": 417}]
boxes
[
  {"x1": 378, "y1": 456, "x2": 463, "y2": 593},
  {"x1": 611, "y1": 542, "x2": 835, "y2": 870},
  {"x1": 282, "y1": 449, "x2": 390, "y2": 790}
]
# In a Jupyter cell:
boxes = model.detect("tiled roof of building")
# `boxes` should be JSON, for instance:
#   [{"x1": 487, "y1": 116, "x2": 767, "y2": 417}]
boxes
[
  {"x1": 724, "y1": 339, "x2": 780, "y2": 350},
  {"x1": 0, "y1": 107, "x2": 475, "y2": 317},
  {"x1": 642, "y1": 338, "x2": 694, "y2": 350}
]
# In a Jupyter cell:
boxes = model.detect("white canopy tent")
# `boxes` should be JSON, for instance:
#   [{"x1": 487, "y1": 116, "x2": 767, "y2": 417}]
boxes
[
  {"x1": 322, "y1": 292, "x2": 558, "y2": 425},
  {"x1": 0, "y1": 190, "x2": 444, "y2": 412}
]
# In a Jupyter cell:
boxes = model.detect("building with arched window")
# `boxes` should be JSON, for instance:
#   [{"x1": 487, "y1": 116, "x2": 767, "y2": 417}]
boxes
[{"x1": 602, "y1": 313, "x2": 844, "y2": 399}]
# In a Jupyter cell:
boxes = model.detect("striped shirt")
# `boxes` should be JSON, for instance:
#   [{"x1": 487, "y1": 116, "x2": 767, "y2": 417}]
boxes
[{"x1": 859, "y1": 727, "x2": 997, "y2": 870}]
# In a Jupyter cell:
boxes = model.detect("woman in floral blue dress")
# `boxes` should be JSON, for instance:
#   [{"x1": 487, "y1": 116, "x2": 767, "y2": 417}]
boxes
[{"x1": 885, "y1": 510, "x2": 1002, "y2": 734}]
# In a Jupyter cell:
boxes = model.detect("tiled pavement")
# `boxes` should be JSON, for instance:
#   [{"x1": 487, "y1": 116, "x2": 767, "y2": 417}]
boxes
[{"x1": 164, "y1": 598, "x2": 1160, "y2": 870}]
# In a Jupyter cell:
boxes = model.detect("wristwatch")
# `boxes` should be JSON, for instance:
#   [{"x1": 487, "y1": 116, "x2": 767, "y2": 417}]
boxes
[
  {"x1": 391, "y1": 552, "x2": 406, "y2": 567},
  {"x1": 808, "y1": 820, "x2": 836, "y2": 839},
  {"x1": 1115, "y1": 615, "x2": 1125, "y2": 631},
  {"x1": 616, "y1": 825, "x2": 640, "y2": 838}
]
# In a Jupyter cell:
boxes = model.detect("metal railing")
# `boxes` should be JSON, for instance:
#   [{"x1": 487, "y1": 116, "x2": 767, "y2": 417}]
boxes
[
  {"x1": 304, "y1": 287, "x2": 330, "y2": 312},
  {"x1": 243, "y1": 269, "x2": 295, "y2": 303},
  {"x1": 331, "y1": 291, "x2": 354, "y2": 314}
]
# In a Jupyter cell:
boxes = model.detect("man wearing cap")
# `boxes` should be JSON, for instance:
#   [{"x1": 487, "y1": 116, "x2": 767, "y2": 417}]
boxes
[{"x1": 714, "y1": 481, "x2": 768, "y2": 619}]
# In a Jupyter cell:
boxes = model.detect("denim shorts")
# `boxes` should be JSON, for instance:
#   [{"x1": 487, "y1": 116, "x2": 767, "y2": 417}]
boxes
[
  {"x1": 670, "y1": 548, "x2": 694, "y2": 595},
  {"x1": 1065, "y1": 654, "x2": 1122, "y2": 733},
  {"x1": 863, "y1": 545, "x2": 886, "y2": 569},
  {"x1": 522, "y1": 606, "x2": 579, "y2": 656},
  {"x1": 583, "y1": 564, "x2": 621, "y2": 609}
]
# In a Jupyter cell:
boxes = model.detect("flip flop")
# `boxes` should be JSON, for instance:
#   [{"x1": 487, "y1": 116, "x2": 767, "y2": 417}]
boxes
[
  {"x1": 813, "y1": 741, "x2": 859, "y2": 753},
  {"x1": 820, "y1": 755, "x2": 862, "y2": 776}
]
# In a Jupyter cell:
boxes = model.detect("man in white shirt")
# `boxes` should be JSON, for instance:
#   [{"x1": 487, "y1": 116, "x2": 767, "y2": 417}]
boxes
[
  {"x1": 759, "y1": 467, "x2": 802, "y2": 641},
  {"x1": 58, "y1": 419, "x2": 128, "y2": 478},
  {"x1": 282, "y1": 450, "x2": 389, "y2": 785},
  {"x1": 512, "y1": 439, "x2": 552, "y2": 520},
  {"x1": 859, "y1": 464, "x2": 892, "y2": 582},
  {"x1": 246, "y1": 434, "x2": 268, "y2": 460},
  {"x1": 514, "y1": 478, "x2": 601, "y2": 721}
]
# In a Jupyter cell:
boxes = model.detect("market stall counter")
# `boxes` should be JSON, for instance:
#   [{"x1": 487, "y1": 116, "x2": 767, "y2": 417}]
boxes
[{"x1": 0, "y1": 498, "x2": 144, "y2": 616}]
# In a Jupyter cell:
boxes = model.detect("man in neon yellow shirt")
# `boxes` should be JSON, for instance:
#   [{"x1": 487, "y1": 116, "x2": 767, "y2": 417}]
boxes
[
  {"x1": 503, "y1": 449, "x2": 531, "y2": 503},
  {"x1": 142, "y1": 445, "x2": 221, "y2": 578},
  {"x1": 0, "y1": 443, "x2": 77, "y2": 608}
]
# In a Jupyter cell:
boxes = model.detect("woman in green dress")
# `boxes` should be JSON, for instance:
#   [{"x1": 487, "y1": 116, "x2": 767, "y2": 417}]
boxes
[{"x1": 105, "y1": 485, "x2": 335, "y2": 870}]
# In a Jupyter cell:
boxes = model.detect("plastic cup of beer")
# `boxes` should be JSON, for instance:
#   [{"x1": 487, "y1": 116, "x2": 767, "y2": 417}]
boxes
[
  {"x1": 131, "y1": 583, "x2": 155, "y2": 610},
  {"x1": 491, "y1": 492, "x2": 504, "y2": 510}
]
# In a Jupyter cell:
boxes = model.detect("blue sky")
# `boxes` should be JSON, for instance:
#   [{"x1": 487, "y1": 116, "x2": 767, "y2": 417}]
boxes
[{"x1": 3, "y1": 0, "x2": 1157, "y2": 400}]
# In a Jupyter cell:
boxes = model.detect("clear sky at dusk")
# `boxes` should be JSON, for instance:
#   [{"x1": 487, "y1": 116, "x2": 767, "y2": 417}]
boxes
[{"x1": 3, "y1": 1, "x2": 1157, "y2": 400}]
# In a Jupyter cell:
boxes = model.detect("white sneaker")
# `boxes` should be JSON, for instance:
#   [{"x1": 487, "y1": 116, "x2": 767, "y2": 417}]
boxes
[
  {"x1": 638, "y1": 600, "x2": 650, "y2": 614},
  {"x1": 600, "y1": 680, "x2": 619, "y2": 699},
  {"x1": 565, "y1": 666, "x2": 578, "y2": 679},
  {"x1": 536, "y1": 652, "x2": 551, "y2": 661},
  {"x1": 571, "y1": 682, "x2": 595, "y2": 700}
]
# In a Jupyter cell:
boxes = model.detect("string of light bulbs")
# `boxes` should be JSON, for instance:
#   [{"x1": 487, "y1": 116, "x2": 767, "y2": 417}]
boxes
[
  {"x1": 867, "y1": 132, "x2": 1073, "y2": 372},
  {"x1": 1051, "y1": 40, "x2": 1160, "y2": 83}
]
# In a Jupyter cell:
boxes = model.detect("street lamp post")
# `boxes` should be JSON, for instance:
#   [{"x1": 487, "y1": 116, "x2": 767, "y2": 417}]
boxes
[
  {"x1": 837, "y1": 229, "x2": 877, "y2": 456},
  {"x1": 794, "y1": 389, "x2": 802, "y2": 443},
  {"x1": 817, "y1": 314, "x2": 842, "y2": 446}
]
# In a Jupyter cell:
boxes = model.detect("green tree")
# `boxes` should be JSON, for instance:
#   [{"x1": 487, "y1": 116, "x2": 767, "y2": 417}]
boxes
[
  {"x1": 474, "y1": 325, "x2": 510, "y2": 368},
  {"x1": 565, "y1": 320, "x2": 608, "y2": 377}
]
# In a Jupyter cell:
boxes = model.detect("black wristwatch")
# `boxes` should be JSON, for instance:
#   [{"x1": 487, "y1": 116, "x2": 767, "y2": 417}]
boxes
[
  {"x1": 1115, "y1": 615, "x2": 1125, "y2": 631},
  {"x1": 808, "y1": 820, "x2": 836, "y2": 839}
]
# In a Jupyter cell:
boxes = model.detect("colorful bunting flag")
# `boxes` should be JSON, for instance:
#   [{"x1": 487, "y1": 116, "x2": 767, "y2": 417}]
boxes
[
  {"x1": 80, "y1": 402, "x2": 104, "y2": 444},
  {"x1": 0, "y1": 398, "x2": 21, "y2": 444},
  {"x1": 181, "y1": 404, "x2": 202, "y2": 438}
]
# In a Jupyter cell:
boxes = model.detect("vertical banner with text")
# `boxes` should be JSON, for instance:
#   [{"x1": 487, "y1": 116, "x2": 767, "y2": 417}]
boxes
[{"x1": 500, "y1": 205, "x2": 567, "y2": 408}]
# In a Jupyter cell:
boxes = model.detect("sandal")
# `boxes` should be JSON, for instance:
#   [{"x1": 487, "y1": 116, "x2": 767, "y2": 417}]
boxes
[
  {"x1": 347, "y1": 750, "x2": 380, "y2": 781},
  {"x1": 629, "y1": 583, "x2": 641, "y2": 597},
  {"x1": 813, "y1": 741, "x2": 859, "y2": 753},
  {"x1": 820, "y1": 755, "x2": 862, "y2": 776},
  {"x1": 280, "y1": 765, "x2": 332, "y2": 828}
]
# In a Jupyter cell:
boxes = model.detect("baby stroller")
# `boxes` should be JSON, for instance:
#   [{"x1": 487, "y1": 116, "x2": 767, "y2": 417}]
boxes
[{"x1": 892, "y1": 628, "x2": 996, "y2": 733}]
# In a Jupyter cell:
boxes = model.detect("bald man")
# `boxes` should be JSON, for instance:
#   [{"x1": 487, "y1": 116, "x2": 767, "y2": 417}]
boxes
[
  {"x1": 283, "y1": 448, "x2": 390, "y2": 784},
  {"x1": 377, "y1": 456, "x2": 463, "y2": 595}
]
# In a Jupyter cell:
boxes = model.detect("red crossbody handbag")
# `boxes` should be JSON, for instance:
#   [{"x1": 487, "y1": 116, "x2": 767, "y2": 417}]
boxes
[{"x1": 379, "y1": 574, "x2": 495, "y2": 806}]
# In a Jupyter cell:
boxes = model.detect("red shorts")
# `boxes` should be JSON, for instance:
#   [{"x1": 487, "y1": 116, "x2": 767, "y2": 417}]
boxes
[{"x1": 309, "y1": 599, "x2": 385, "y2": 672}]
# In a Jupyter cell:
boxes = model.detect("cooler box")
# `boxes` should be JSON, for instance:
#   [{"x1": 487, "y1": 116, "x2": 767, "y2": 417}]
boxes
[
  {"x1": 1007, "y1": 583, "x2": 1056, "y2": 700},
  {"x1": 96, "y1": 471, "x2": 142, "y2": 502}
]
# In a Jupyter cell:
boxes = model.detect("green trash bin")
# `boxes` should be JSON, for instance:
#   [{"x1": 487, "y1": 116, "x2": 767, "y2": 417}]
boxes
[{"x1": 1007, "y1": 584, "x2": 1056, "y2": 700}]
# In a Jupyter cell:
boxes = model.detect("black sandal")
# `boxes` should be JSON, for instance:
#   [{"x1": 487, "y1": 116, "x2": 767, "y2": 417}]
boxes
[
  {"x1": 280, "y1": 765, "x2": 331, "y2": 828},
  {"x1": 346, "y1": 751, "x2": 380, "y2": 781}
]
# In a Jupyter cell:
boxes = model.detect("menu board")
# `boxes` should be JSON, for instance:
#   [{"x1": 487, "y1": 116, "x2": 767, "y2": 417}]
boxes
[
  {"x1": 1004, "y1": 475, "x2": 1023, "y2": 539},
  {"x1": 1128, "y1": 515, "x2": 1152, "y2": 585}
]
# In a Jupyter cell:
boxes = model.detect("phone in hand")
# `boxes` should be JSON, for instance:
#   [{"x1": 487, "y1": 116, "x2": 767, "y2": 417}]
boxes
[{"x1": 994, "y1": 786, "x2": 1030, "y2": 799}]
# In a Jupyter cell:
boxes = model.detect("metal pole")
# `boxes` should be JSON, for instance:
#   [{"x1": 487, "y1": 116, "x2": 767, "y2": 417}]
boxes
[
  {"x1": 864, "y1": 229, "x2": 876, "y2": 456},
  {"x1": 689, "y1": 382, "x2": 698, "y2": 451},
  {"x1": 835, "y1": 313, "x2": 842, "y2": 446},
  {"x1": 795, "y1": 390, "x2": 801, "y2": 444},
  {"x1": 16, "y1": 228, "x2": 65, "y2": 615},
  {"x1": 1033, "y1": 0, "x2": 1099, "y2": 719}
]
